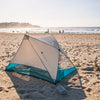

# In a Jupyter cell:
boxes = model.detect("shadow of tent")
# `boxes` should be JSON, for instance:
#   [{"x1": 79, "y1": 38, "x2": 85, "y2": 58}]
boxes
[{"x1": 6, "y1": 70, "x2": 87, "y2": 100}]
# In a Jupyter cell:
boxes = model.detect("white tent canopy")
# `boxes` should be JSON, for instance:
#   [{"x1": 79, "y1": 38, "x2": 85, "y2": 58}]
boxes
[{"x1": 6, "y1": 34, "x2": 76, "y2": 83}]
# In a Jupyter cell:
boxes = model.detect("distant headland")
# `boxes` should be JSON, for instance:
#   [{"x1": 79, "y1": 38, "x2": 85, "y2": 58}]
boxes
[{"x1": 0, "y1": 22, "x2": 40, "y2": 28}]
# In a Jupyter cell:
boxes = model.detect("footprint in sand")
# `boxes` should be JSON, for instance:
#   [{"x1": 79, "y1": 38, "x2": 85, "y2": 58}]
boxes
[
  {"x1": 4, "y1": 90, "x2": 9, "y2": 92},
  {"x1": 0, "y1": 87, "x2": 9, "y2": 93},
  {"x1": 82, "y1": 86, "x2": 86, "y2": 89},
  {"x1": 7, "y1": 86, "x2": 14, "y2": 89},
  {"x1": 86, "y1": 88, "x2": 92, "y2": 92},
  {"x1": 75, "y1": 86, "x2": 81, "y2": 88},
  {"x1": 72, "y1": 83, "x2": 76, "y2": 85},
  {"x1": 93, "y1": 81, "x2": 100, "y2": 85},
  {"x1": 72, "y1": 78, "x2": 77, "y2": 81},
  {"x1": 96, "y1": 74, "x2": 99, "y2": 77},
  {"x1": 0, "y1": 87, "x2": 4, "y2": 92}
]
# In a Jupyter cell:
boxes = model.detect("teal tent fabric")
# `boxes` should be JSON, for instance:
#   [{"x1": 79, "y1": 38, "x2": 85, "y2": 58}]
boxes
[
  {"x1": 56, "y1": 66, "x2": 76, "y2": 82},
  {"x1": 6, "y1": 63, "x2": 19, "y2": 71},
  {"x1": 6, "y1": 63, "x2": 76, "y2": 83},
  {"x1": 6, "y1": 63, "x2": 53, "y2": 83}
]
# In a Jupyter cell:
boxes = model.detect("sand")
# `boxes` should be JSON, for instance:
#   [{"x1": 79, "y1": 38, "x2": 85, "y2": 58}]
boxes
[{"x1": 0, "y1": 33, "x2": 100, "y2": 100}]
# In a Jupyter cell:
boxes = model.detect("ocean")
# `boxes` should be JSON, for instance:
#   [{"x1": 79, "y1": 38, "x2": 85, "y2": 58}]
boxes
[{"x1": 0, "y1": 27, "x2": 100, "y2": 34}]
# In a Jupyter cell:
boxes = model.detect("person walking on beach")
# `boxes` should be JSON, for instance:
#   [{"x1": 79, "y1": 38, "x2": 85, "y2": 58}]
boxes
[
  {"x1": 59, "y1": 30, "x2": 61, "y2": 33},
  {"x1": 62, "y1": 30, "x2": 64, "y2": 33},
  {"x1": 48, "y1": 29, "x2": 49, "y2": 33}
]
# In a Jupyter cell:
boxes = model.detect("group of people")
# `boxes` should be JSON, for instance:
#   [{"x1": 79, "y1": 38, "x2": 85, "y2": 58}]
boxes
[
  {"x1": 46, "y1": 29, "x2": 64, "y2": 33},
  {"x1": 59, "y1": 30, "x2": 64, "y2": 33}
]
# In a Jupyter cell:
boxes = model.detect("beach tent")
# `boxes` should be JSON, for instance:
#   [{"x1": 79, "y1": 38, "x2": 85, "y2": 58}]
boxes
[{"x1": 6, "y1": 34, "x2": 76, "y2": 83}]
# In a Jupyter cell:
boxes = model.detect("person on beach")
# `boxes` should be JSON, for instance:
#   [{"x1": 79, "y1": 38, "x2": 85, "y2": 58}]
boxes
[
  {"x1": 62, "y1": 30, "x2": 64, "y2": 33},
  {"x1": 59, "y1": 30, "x2": 61, "y2": 33},
  {"x1": 48, "y1": 29, "x2": 49, "y2": 33}
]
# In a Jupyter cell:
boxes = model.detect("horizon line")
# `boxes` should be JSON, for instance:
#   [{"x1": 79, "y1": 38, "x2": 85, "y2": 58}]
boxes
[{"x1": 0, "y1": 21, "x2": 100, "y2": 27}]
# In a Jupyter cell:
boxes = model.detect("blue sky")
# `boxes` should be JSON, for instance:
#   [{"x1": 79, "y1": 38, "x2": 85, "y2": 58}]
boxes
[{"x1": 0, "y1": 0, "x2": 100, "y2": 27}]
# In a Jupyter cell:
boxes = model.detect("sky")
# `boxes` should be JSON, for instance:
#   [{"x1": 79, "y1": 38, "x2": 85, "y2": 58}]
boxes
[{"x1": 0, "y1": 0, "x2": 100, "y2": 27}]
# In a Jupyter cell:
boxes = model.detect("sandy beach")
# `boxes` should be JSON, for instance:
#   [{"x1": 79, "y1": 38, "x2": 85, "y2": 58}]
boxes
[{"x1": 0, "y1": 33, "x2": 100, "y2": 100}]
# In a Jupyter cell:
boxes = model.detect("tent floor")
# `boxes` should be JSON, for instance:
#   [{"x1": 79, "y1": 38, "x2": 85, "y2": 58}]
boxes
[{"x1": 6, "y1": 63, "x2": 76, "y2": 83}]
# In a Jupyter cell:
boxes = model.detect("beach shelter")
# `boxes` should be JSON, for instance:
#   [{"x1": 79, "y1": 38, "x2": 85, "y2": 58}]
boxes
[{"x1": 6, "y1": 34, "x2": 76, "y2": 83}]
